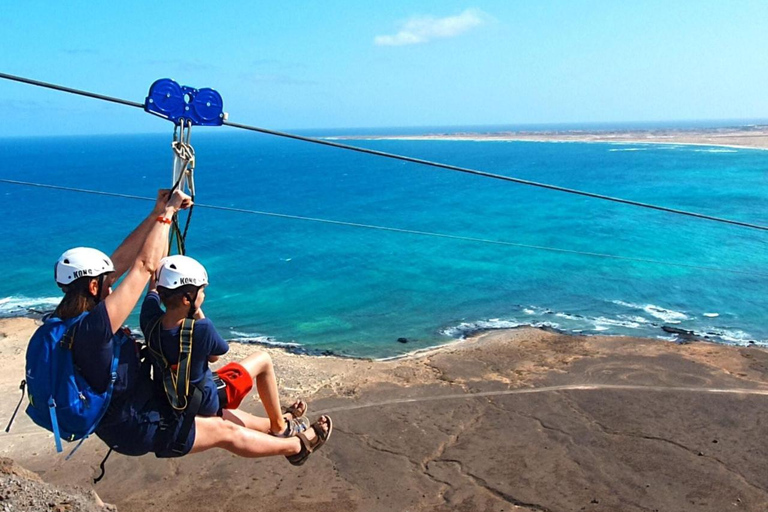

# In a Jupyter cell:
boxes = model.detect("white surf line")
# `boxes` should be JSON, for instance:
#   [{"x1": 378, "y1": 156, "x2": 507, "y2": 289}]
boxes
[{"x1": 317, "y1": 384, "x2": 768, "y2": 414}]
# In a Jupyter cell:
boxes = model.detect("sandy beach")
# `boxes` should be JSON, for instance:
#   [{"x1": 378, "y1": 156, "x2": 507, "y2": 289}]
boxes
[
  {"x1": 328, "y1": 125, "x2": 768, "y2": 150},
  {"x1": 2, "y1": 317, "x2": 768, "y2": 511}
]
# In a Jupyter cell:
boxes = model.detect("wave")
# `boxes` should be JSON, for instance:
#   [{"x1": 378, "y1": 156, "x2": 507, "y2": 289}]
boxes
[
  {"x1": 440, "y1": 319, "x2": 560, "y2": 338},
  {"x1": 227, "y1": 329, "x2": 302, "y2": 349},
  {"x1": 693, "y1": 148, "x2": 738, "y2": 153},
  {"x1": 611, "y1": 300, "x2": 688, "y2": 323},
  {"x1": 700, "y1": 327, "x2": 761, "y2": 345},
  {"x1": 608, "y1": 148, "x2": 647, "y2": 152},
  {"x1": 0, "y1": 295, "x2": 60, "y2": 317},
  {"x1": 440, "y1": 301, "x2": 765, "y2": 348}
]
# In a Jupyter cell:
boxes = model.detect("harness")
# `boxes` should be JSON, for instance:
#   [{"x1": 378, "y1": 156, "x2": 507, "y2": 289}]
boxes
[{"x1": 146, "y1": 316, "x2": 203, "y2": 454}]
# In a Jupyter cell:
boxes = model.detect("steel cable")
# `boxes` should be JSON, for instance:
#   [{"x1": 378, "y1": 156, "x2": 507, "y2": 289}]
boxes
[
  {"x1": 0, "y1": 179, "x2": 764, "y2": 278},
  {"x1": 1, "y1": 71, "x2": 766, "y2": 232}
]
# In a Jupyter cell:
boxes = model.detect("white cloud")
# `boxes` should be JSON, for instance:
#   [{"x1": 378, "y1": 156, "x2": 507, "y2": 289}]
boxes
[{"x1": 375, "y1": 9, "x2": 487, "y2": 47}]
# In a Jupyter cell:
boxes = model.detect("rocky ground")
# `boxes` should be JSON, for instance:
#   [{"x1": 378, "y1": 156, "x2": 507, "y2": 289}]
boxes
[
  {"x1": 0, "y1": 457, "x2": 113, "y2": 512},
  {"x1": 2, "y1": 318, "x2": 768, "y2": 511}
]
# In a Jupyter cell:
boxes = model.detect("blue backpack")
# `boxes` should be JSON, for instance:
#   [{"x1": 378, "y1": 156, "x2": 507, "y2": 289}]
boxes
[{"x1": 25, "y1": 312, "x2": 125, "y2": 455}]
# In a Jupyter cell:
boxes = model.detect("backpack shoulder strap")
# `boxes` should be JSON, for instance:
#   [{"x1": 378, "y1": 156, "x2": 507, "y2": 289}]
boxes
[{"x1": 59, "y1": 312, "x2": 90, "y2": 351}]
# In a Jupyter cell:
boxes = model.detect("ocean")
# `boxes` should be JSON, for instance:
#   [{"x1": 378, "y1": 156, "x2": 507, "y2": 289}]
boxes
[{"x1": 0, "y1": 128, "x2": 766, "y2": 358}]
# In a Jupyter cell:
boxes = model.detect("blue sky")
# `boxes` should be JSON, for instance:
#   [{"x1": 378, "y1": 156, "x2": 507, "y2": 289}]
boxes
[{"x1": 1, "y1": 1, "x2": 767, "y2": 136}]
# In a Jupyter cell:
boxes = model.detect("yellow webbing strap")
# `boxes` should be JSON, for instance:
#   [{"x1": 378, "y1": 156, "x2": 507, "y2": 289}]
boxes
[
  {"x1": 165, "y1": 318, "x2": 194, "y2": 411},
  {"x1": 148, "y1": 317, "x2": 196, "y2": 411}
]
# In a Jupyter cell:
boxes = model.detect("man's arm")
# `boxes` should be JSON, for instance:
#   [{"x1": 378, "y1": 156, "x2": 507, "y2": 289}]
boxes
[
  {"x1": 104, "y1": 190, "x2": 192, "y2": 334},
  {"x1": 147, "y1": 234, "x2": 169, "y2": 294},
  {"x1": 108, "y1": 189, "x2": 171, "y2": 286}
]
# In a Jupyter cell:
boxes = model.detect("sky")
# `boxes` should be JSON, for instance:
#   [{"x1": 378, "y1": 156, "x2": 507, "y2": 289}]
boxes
[{"x1": 1, "y1": 1, "x2": 768, "y2": 136}]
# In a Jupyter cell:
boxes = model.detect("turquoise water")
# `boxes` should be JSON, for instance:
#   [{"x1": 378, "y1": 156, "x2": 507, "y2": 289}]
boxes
[{"x1": 0, "y1": 130, "x2": 766, "y2": 357}]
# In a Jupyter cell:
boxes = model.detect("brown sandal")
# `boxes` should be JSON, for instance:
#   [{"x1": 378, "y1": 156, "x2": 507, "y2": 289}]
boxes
[
  {"x1": 283, "y1": 399, "x2": 307, "y2": 420},
  {"x1": 271, "y1": 400, "x2": 309, "y2": 438},
  {"x1": 286, "y1": 415, "x2": 333, "y2": 466}
]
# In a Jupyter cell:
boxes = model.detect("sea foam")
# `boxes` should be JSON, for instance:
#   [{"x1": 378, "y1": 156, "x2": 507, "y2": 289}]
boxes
[
  {"x1": 0, "y1": 296, "x2": 59, "y2": 317},
  {"x1": 228, "y1": 330, "x2": 301, "y2": 348},
  {"x1": 611, "y1": 300, "x2": 688, "y2": 323}
]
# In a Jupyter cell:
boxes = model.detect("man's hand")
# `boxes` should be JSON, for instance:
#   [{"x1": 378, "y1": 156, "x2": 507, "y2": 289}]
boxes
[
  {"x1": 166, "y1": 190, "x2": 193, "y2": 213},
  {"x1": 153, "y1": 189, "x2": 172, "y2": 214}
]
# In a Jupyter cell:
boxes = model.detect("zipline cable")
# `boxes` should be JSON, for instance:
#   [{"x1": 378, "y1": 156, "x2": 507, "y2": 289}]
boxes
[
  {"x1": 1, "y1": 179, "x2": 764, "y2": 278},
  {"x1": 0, "y1": 72, "x2": 143, "y2": 109},
  {"x1": 1, "y1": 72, "x2": 766, "y2": 232},
  {"x1": 223, "y1": 121, "x2": 768, "y2": 233}
]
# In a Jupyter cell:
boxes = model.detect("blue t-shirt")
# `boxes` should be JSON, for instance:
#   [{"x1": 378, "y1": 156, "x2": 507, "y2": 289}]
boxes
[
  {"x1": 72, "y1": 301, "x2": 147, "y2": 402},
  {"x1": 71, "y1": 302, "x2": 171, "y2": 456},
  {"x1": 140, "y1": 292, "x2": 229, "y2": 416}
]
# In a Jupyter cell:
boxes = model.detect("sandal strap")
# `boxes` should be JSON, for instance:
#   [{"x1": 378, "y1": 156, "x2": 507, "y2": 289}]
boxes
[
  {"x1": 296, "y1": 431, "x2": 313, "y2": 454},
  {"x1": 285, "y1": 416, "x2": 310, "y2": 437},
  {"x1": 311, "y1": 422, "x2": 328, "y2": 443},
  {"x1": 283, "y1": 399, "x2": 306, "y2": 419},
  {"x1": 285, "y1": 416, "x2": 332, "y2": 466}
]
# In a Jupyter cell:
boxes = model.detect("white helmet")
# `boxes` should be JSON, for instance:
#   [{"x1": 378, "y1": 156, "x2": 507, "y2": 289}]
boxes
[
  {"x1": 55, "y1": 247, "x2": 115, "y2": 287},
  {"x1": 156, "y1": 255, "x2": 209, "y2": 290}
]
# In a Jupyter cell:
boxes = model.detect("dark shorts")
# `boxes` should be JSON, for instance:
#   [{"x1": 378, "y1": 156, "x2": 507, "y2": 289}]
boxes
[{"x1": 96, "y1": 396, "x2": 196, "y2": 459}]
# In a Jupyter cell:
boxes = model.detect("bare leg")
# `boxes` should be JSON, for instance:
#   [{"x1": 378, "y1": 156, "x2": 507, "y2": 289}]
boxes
[
  {"x1": 191, "y1": 415, "x2": 299, "y2": 457},
  {"x1": 190, "y1": 415, "x2": 328, "y2": 458},
  {"x1": 221, "y1": 408, "x2": 270, "y2": 433},
  {"x1": 238, "y1": 351, "x2": 285, "y2": 434}
]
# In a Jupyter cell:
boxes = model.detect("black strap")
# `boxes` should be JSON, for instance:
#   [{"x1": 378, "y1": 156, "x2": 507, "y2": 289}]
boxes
[
  {"x1": 147, "y1": 316, "x2": 196, "y2": 411},
  {"x1": 61, "y1": 321, "x2": 78, "y2": 350},
  {"x1": 93, "y1": 447, "x2": 114, "y2": 484},
  {"x1": 171, "y1": 385, "x2": 202, "y2": 455},
  {"x1": 145, "y1": 316, "x2": 201, "y2": 454},
  {"x1": 211, "y1": 372, "x2": 228, "y2": 409},
  {"x1": 162, "y1": 318, "x2": 194, "y2": 410},
  {"x1": 5, "y1": 380, "x2": 26, "y2": 433}
]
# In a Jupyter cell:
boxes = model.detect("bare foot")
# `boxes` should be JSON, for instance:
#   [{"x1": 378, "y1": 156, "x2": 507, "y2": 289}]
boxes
[{"x1": 302, "y1": 415, "x2": 330, "y2": 443}]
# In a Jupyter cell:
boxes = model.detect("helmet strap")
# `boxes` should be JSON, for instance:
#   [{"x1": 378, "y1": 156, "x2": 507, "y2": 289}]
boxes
[
  {"x1": 94, "y1": 275, "x2": 106, "y2": 304},
  {"x1": 184, "y1": 290, "x2": 199, "y2": 319}
]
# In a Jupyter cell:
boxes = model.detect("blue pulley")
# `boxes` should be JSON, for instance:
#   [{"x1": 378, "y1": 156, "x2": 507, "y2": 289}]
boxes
[{"x1": 144, "y1": 78, "x2": 224, "y2": 126}]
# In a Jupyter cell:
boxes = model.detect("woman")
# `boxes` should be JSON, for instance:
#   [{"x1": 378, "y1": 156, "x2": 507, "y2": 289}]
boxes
[{"x1": 44, "y1": 189, "x2": 331, "y2": 464}]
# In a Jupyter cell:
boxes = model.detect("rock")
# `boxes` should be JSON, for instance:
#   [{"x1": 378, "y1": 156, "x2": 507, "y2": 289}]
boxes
[
  {"x1": 0, "y1": 458, "x2": 114, "y2": 511},
  {"x1": 397, "y1": 337, "x2": 409, "y2": 344},
  {"x1": 661, "y1": 325, "x2": 701, "y2": 344},
  {"x1": 0, "y1": 458, "x2": 42, "y2": 483}
]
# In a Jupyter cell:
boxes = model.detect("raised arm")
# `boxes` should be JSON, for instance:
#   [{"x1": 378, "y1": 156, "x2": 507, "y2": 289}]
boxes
[
  {"x1": 104, "y1": 190, "x2": 192, "y2": 333},
  {"x1": 147, "y1": 232, "x2": 169, "y2": 294},
  {"x1": 108, "y1": 189, "x2": 172, "y2": 285}
]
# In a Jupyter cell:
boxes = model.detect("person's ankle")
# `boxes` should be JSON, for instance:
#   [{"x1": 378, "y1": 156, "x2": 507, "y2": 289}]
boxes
[{"x1": 272, "y1": 419, "x2": 287, "y2": 436}]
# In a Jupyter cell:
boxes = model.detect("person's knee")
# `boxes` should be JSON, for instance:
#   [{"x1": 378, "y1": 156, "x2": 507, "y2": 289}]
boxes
[
  {"x1": 241, "y1": 350, "x2": 272, "y2": 376},
  {"x1": 211, "y1": 417, "x2": 245, "y2": 448},
  {"x1": 257, "y1": 351, "x2": 273, "y2": 370}
]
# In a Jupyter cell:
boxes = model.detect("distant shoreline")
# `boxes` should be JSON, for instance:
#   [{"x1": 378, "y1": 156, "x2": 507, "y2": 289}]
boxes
[{"x1": 324, "y1": 125, "x2": 768, "y2": 150}]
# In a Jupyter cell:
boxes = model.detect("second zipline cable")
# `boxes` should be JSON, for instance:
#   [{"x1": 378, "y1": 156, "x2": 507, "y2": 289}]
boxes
[{"x1": 0, "y1": 179, "x2": 764, "y2": 278}]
